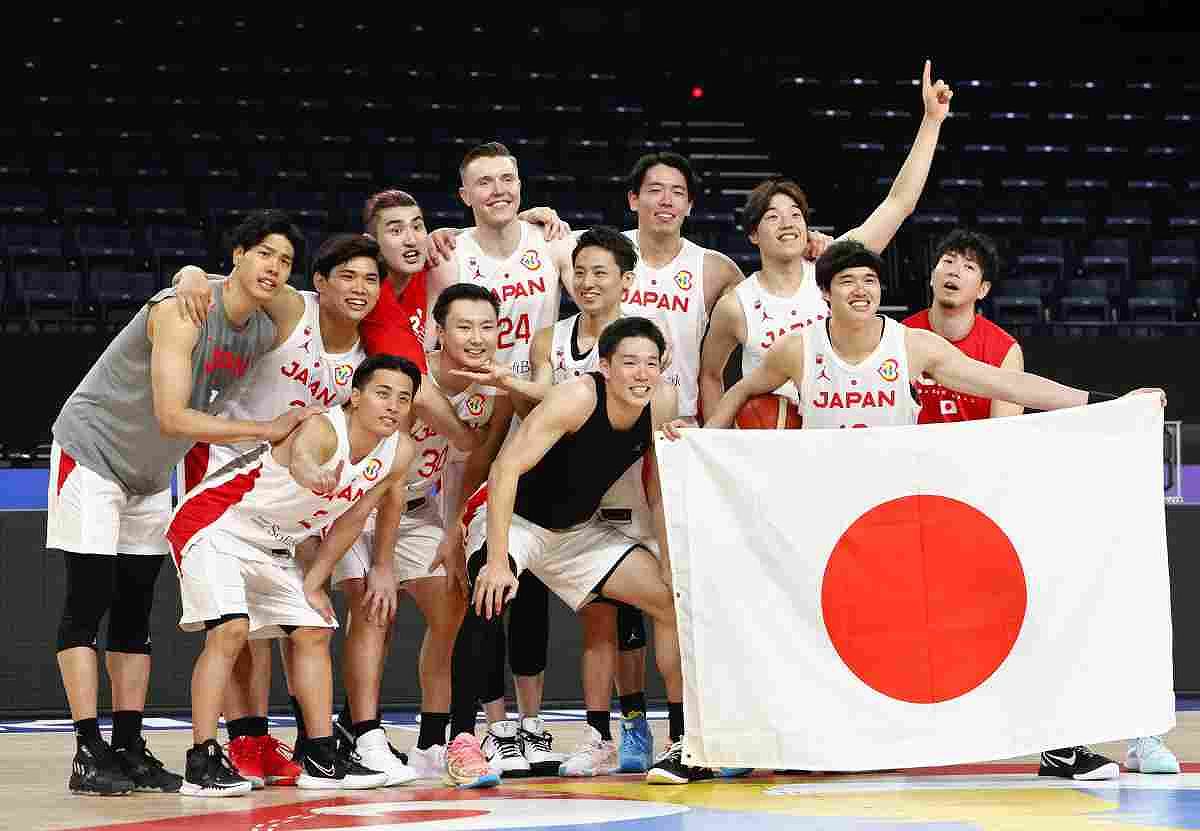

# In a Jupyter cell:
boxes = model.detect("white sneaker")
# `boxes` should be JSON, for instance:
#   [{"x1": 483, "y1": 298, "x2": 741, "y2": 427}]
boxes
[
  {"x1": 481, "y1": 720, "x2": 530, "y2": 774},
  {"x1": 354, "y1": 729, "x2": 417, "y2": 786},
  {"x1": 1127, "y1": 736, "x2": 1181, "y2": 774},
  {"x1": 520, "y1": 716, "x2": 567, "y2": 766},
  {"x1": 407, "y1": 744, "x2": 447, "y2": 780},
  {"x1": 558, "y1": 726, "x2": 619, "y2": 777}
]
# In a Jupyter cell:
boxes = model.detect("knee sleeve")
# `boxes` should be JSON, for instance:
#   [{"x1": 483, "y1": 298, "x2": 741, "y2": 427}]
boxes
[
  {"x1": 106, "y1": 554, "x2": 164, "y2": 655},
  {"x1": 507, "y1": 572, "x2": 549, "y2": 676},
  {"x1": 616, "y1": 603, "x2": 647, "y2": 652},
  {"x1": 451, "y1": 597, "x2": 508, "y2": 709},
  {"x1": 57, "y1": 551, "x2": 117, "y2": 652}
]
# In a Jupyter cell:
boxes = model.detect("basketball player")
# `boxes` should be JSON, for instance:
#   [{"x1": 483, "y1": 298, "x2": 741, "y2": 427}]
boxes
[
  {"x1": 699, "y1": 60, "x2": 954, "y2": 419},
  {"x1": 172, "y1": 235, "x2": 480, "y2": 786},
  {"x1": 706, "y1": 240, "x2": 1164, "y2": 433},
  {"x1": 166, "y1": 354, "x2": 419, "y2": 795},
  {"x1": 903, "y1": 228, "x2": 1179, "y2": 779},
  {"x1": 48, "y1": 211, "x2": 308, "y2": 796},
  {"x1": 331, "y1": 283, "x2": 513, "y2": 789}
]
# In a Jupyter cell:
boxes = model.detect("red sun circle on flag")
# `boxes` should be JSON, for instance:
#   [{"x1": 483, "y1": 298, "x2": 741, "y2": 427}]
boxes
[{"x1": 821, "y1": 495, "x2": 1027, "y2": 704}]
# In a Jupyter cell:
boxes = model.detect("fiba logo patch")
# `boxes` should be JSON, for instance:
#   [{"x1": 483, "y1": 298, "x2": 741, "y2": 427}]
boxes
[
  {"x1": 674, "y1": 270, "x2": 693, "y2": 291},
  {"x1": 334, "y1": 364, "x2": 354, "y2": 386},
  {"x1": 363, "y1": 458, "x2": 383, "y2": 481},
  {"x1": 521, "y1": 249, "x2": 542, "y2": 270},
  {"x1": 465, "y1": 393, "x2": 486, "y2": 417},
  {"x1": 878, "y1": 358, "x2": 899, "y2": 383}
]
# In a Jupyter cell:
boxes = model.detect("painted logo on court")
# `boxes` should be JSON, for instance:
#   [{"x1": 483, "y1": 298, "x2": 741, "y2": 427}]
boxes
[
  {"x1": 521, "y1": 249, "x2": 542, "y2": 270},
  {"x1": 877, "y1": 358, "x2": 899, "y2": 382},
  {"x1": 335, "y1": 364, "x2": 354, "y2": 385},
  {"x1": 675, "y1": 269, "x2": 694, "y2": 291},
  {"x1": 363, "y1": 458, "x2": 383, "y2": 481}
]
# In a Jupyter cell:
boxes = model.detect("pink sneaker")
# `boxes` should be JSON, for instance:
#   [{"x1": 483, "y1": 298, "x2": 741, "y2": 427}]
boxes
[{"x1": 445, "y1": 733, "x2": 500, "y2": 789}]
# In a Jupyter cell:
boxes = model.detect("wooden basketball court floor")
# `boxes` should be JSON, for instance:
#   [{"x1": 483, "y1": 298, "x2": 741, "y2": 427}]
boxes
[{"x1": 7, "y1": 707, "x2": 1200, "y2": 831}]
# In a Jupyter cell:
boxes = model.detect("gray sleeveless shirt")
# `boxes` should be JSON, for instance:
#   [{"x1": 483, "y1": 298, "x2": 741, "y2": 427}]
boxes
[{"x1": 52, "y1": 282, "x2": 276, "y2": 495}]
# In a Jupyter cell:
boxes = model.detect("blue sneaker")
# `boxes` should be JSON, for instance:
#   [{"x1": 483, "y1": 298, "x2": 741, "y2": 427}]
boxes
[
  {"x1": 718, "y1": 767, "x2": 753, "y2": 778},
  {"x1": 1127, "y1": 736, "x2": 1180, "y2": 774},
  {"x1": 618, "y1": 714, "x2": 653, "y2": 773}
]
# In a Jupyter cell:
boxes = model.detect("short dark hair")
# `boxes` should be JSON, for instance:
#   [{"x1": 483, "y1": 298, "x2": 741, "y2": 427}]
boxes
[
  {"x1": 352, "y1": 353, "x2": 421, "y2": 396},
  {"x1": 742, "y1": 179, "x2": 811, "y2": 234},
  {"x1": 313, "y1": 234, "x2": 383, "y2": 281},
  {"x1": 933, "y1": 228, "x2": 1001, "y2": 283},
  {"x1": 627, "y1": 151, "x2": 698, "y2": 200},
  {"x1": 572, "y1": 226, "x2": 637, "y2": 274},
  {"x1": 459, "y1": 142, "x2": 518, "y2": 183},
  {"x1": 363, "y1": 189, "x2": 420, "y2": 234},
  {"x1": 432, "y1": 282, "x2": 500, "y2": 327},
  {"x1": 815, "y1": 239, "x2": 886, "y2": 292},
  {"x1": 229, "y1": 210, "x2": 305, "y2": 261},
  {"x1": 598, "y1": 316, "x2": 666, "y2": 360}
]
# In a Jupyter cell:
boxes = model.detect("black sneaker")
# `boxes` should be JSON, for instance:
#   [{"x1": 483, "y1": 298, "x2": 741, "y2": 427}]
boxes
[
  {"x1": 646, "y1": 740, "x2": 715, "y2": 785},
  {"x1": 180, "y1": 739, "x2": 253, "y2": 797},
  {"x1": 113, "y1": 737, "x2": 183, "y2": 793},
  {"x1": 69, "y1": 740, "x2": 135, "y2": 796},
  {"x1": 296, "y1": 737, "x2": 389, "y2": 790},
  {"x1": 1038, "y1": 746, "x2": 1120, "y2": 781}
]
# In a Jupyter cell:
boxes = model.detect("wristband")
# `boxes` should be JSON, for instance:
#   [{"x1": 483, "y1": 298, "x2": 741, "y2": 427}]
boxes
[{"x1": 1086, "y1": 391, "x2": 1118, "y2": 404}]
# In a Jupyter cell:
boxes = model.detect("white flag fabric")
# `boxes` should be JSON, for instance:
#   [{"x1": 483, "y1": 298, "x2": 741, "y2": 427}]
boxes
[{"x1": 657, "y1": 395, "x2": 1174, "y2": 771}]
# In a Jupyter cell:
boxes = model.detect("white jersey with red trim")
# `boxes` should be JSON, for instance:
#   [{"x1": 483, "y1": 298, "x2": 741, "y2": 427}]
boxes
[
  {"x1": 799, "y1": 316, "x2": 919, "y2": 430},
  {"x1": 185, "y1": 291, "x2": 365, "y2": 492},
  {"x1": 621, "y1": 230, "x2": 707, "y2": 419},
  {"x1": 734, "y1": 265, "x2": 826, "y2": 406},
  {"x1": 167, "y1": 406, "x2": 399, "y2": 563},
  {"x1": 456, "y1": 220, "x2": 558, "y2": 381},
  {"x1": 404, "y1": 369, "x2": 495, "y2": 501}
]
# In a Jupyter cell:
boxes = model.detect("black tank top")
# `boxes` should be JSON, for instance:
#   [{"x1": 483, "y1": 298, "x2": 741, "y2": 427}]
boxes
[{"x1": 513, "y1": 372, "x2": 653, "y2": 530}]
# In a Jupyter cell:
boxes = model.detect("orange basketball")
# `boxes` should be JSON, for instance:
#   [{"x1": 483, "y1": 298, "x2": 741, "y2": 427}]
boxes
[{"x1": 734, "y1": 394, "x2": 802, "y2": 429}]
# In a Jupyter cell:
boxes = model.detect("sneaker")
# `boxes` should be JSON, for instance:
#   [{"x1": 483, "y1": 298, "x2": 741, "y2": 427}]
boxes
[
  {"x1": 112, "y1": 737, "x2": 183, "y2": 793},
  {"x1": 296, "y1": 738, "x2": 389, "y2": 790},
  {"x1": 180, "y1": 739, "x2": 253, "y2": 797},
  {"x1": 481, "y1": 720, "x2": 530, "y2": 774},
  {"x1": 618, "y1": 713, "x2": 653, "y2": 773},
  {"x1": 69, "y1": 740, "x2": 135, "y2": 796},
  {"x1": 558, "y1": 726, "x2": 619, "y2": 777},
  {"x1": 356, "y1": 728, "x2": 418, "y2": 786},
  {"x1": 647, "y1": 740, "x2": 715, "y2": 785},
  {"x1": 445, "y1": 733, "x2": 500, "y2": 789},
  {"x1": 1039, "y1": 746, "x2": 1120, "y2": 781},
  {"x1": 225, "y1": 736, "x2": 265, "y2": 789},
  {"x1": 408, "y1": 744, "x2": 448, "y2": 780},
  {"x1": 259, "y1": 735, "x2": 302, "y2": 786},
  {"x1": 1127, "y1": 736, "x2": 1180, "y2": 774},
  {"x1": 520, "y1": 716, "x2": 566, "y2": 768}
]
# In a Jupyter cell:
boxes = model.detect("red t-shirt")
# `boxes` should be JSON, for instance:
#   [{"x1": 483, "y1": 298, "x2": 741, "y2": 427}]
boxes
[
  {"x1": 360, "y1": 271, "x2": 429, "y2": 372},
  {"x1": 902, "y1": 309, "x2": 1017, "y2": 423}
]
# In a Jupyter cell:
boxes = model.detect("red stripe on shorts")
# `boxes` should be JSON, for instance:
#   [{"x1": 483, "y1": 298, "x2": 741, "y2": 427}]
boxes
[
  {"x1": 166, "y1": 464, "x2": 263, "y2": 567},
  {"x1": 57, "y1": 449, "x2": 77, "y2": 497},
  {"x1": 184, "y1": 442, "x2": 211, "y2": 495},
  {"x1": 462, "y1": 483, "x2": 488, "y2": 530}
]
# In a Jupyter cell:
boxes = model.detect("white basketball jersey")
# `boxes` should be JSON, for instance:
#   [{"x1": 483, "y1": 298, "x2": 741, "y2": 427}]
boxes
[
  {"x1": 734, "y1": 264, "x2": 827, "y2": 406},
  {"x1": 799, "y1": 316, "x2": 919, "y2": 430},
  {"x1": 550, "y1": 314, "x2": 601, "y2": 385},
  {"x1": 405, "y1": 370, "x2": 495, "y2": 500},
  {"x1": 621, "y1": 230, "x2": 707, "y2": 419},
  {"x1": 167, "y1": 407, "x2": 400, "y2": 562},
  {"x1": 456, "y1": 220, "x2": 558, "y2": 381}
]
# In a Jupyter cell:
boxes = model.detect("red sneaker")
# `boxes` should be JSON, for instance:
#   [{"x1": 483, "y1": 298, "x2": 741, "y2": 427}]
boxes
[
  {"x1": 226, "y1": 736, "x2": 265, "y2": 789},
  {"x1": 259, "y1": 735, "x2": 302, "y2": 786}
]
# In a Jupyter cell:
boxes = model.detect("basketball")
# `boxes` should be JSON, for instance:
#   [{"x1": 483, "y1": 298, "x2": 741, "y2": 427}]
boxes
[{"x1": 734, "y1": 394, "x2": 802, "y2": 429}]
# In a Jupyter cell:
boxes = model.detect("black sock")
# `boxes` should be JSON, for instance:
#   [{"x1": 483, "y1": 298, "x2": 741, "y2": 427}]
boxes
[
  {"x1": 290, "y1": 696, "x2": 307, "y2": 741},
  {"x1": 619, "y1": 692, "x2": 647, "y2": 719},
  {"x1": 246, "y1": 716, "x2": 269, "y2": 737},
  {"x1": 668, "y1": 702, "x2": 684, "y2": 744},
  {"x1": 587, "y1": 710, "x2": 612, "y2": 741},
  {"x1": 418, "y1": 712, "x2": 451, "y2": 750},
  {"x1": 352, "y1": 719, "x2": 380, "y2": 739},
  {"x1": 74, "y1": 717, "x2": 102, "y2": 750},
  {"x1": 226, "y1": 716, "x2": 263, "y2": 742},
  {"x1": 111, "y1": 710, "x2": 142, "y2": 750}
]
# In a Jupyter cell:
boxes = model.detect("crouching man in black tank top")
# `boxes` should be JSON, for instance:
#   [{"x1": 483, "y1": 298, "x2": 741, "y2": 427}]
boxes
[{"x1": 463, "y1": 316, "x2": 709, "y2": 785}]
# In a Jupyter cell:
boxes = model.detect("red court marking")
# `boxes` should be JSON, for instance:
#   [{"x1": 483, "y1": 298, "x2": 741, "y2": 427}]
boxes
[{"x1": 821, "y1": 495, "x2": 1026, "y2": 703}]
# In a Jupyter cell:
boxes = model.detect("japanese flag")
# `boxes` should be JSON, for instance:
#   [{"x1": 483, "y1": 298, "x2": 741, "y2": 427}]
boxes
[{"x1": 656, "y1": 395, "x2": 1174, "y2": 771}]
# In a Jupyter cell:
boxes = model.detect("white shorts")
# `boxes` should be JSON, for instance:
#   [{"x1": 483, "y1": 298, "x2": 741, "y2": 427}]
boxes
[
  {"x1": 46, "y1": 441, "x2": 170, "y2": 556},
  {"x1": 466, "y1": 506, "x2": 645, "y2": 611},
  {"x1": 176, "y1": 529, "x2": 335, "y2": 639},
  {"x1": 332, "y1": 496, "x2": 446, "y2": 586}
]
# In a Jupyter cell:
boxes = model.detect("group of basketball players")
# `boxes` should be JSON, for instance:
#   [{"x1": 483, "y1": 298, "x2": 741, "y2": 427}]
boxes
[{"x1": 47, "y1": 59, "x2": 1177, "y2": 799}]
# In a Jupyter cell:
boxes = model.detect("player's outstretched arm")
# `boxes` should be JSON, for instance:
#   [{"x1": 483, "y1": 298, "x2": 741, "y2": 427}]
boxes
[
  {"x1": 991, "y1": 343, "x2": 1026, "y2": 418},
  {"x1": 698, "y1": 291, "x2": 745, "y2": 424},
  {"x1": 414, "y1": 378, "x2": 483, "y2": 453},
  {"x1": 705, "y1": 333, "x2": 803, "y2": 428},
  {"x1": 283, "y1": 414, "x2": 341, "y2": 495}
]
